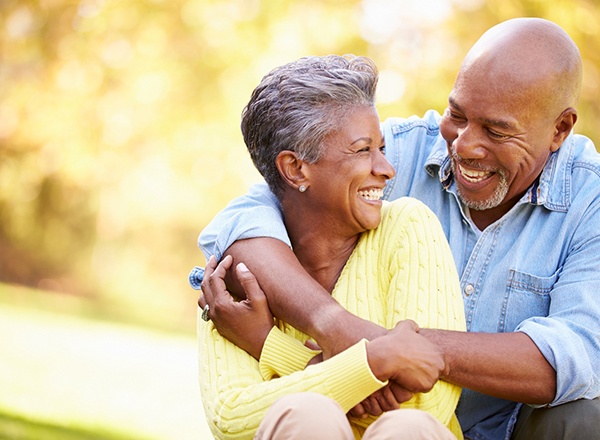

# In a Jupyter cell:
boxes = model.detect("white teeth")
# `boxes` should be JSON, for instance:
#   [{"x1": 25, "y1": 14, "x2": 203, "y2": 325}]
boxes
[
  {"x1": 459, "y1": 165, "x2": 491, "y2": 182},
  {"x1": 358, "y1": 188, "x2": 383, "y2": 201}
]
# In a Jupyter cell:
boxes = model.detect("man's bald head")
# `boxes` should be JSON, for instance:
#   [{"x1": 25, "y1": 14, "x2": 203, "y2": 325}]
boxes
[{"x1": 459, "y1": 17, "x2": 582, "y2": 117}]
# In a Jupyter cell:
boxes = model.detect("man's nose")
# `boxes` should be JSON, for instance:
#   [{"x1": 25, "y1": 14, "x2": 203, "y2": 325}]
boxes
[{"x1": 454, "y1": 126, "x2": 487, "y2": 160}]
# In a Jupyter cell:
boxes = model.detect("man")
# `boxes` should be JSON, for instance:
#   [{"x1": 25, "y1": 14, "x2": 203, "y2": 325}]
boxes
[{"x1": 195, "y1": 18, "x2": 600, "y2": 440}]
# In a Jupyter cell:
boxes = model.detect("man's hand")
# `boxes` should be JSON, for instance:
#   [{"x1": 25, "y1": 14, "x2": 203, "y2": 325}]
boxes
[
  {"x1": 199, "y1": 255, "x2": 274, "y2": 360},
  {"x1": 367, "y1": 320, "x2": 447, "y2": 393},
  {"x1": 348, "y1": 382, "x2": 414, "y2": 419}
]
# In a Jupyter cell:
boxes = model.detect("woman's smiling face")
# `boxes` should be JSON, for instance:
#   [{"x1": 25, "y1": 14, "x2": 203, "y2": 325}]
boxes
[{"x1": 302, "y1": 105, "x2": 395, "y2": 236}]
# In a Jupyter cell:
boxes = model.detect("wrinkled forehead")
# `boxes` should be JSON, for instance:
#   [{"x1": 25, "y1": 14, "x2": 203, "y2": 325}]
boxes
[{"x1": 449, "y1": 64, "x2": 560, "y2": 133}]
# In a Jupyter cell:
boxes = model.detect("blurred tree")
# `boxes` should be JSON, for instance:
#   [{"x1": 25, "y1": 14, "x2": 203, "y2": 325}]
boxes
[{"x1": 0, "y1": 0, "x2": 598, "y2": 330}]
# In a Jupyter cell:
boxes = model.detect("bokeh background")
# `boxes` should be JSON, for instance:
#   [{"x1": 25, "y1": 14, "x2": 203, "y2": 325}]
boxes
[{"x1": 1, "y1": 0, "x2": 598, "y2": 438}]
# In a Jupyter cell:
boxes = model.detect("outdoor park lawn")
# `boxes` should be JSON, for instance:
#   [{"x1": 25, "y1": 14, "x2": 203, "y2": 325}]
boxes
[
  {"x1": 0, "y1": 412, "x2": 135, "y2": 440},
  {"x1": 0, "y1": 284, "x2": 212, "y2": 439}
]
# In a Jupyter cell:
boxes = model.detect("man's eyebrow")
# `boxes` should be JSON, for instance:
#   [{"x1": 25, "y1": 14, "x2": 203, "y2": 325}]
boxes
[
  {"x1": 482, "y1": 118, "x2": 513, "y2": 130},
  {"x1": 448, "y1": 96, "x2": 514, "y2": 130}
]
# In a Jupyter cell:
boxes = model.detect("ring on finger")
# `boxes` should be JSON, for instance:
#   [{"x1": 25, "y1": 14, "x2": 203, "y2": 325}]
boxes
[{"x1": 201, "y1": 304, "x2": 210, "y2": 322}]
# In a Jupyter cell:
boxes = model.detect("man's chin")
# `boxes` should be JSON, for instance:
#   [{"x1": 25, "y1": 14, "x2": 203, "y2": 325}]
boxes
[{"x1": 457, "y1": 190, "x2": 505, "y2": 212}]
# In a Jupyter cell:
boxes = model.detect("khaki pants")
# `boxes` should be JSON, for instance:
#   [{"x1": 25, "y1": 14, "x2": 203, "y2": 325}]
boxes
[
  {"x1": 512, "y1": 397, "x2": 600, "y2": 440},
  {"x1": 255, "y1": 392, "x2": 455, "y2": 440}
]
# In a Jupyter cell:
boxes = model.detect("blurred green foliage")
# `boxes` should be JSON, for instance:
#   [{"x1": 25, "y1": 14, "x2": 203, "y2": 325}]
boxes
[{"x1": 1, "y1": 0, "x2": 598, "y2": 331}]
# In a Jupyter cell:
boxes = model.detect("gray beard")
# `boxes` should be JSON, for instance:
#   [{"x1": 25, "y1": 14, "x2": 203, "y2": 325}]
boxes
[
  {"x1": 457, "y1": 171, "x2": 509, "y2": 211},
  {"x1": 449, "y1": 154, "x2": 509, "y2": 211}
]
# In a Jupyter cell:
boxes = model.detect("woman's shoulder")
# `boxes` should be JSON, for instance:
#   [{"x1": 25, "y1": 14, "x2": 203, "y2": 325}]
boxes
[
  {"x1": 357, "y1": 198, "x2": 440, "y2": 250},
  {"x1": 352, "y1": 198, "x2": 437, "y2": 275},
  {"x1": 381, "y1": 197, "x2": 436, "y2": 224}
]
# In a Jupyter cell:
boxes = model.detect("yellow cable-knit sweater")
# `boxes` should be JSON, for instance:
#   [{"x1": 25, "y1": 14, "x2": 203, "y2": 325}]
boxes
[{"x1": 198, "y1": 198, "x2": 466, "y2": 439}]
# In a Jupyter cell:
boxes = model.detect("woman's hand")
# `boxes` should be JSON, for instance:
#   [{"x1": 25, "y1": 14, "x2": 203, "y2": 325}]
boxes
[
  {"x1": 367, "y1": 320, "x2": 447, "y2": 393},
  {"x1": 199, "y1": 255, "x2": 274, "y2": 360},
  {"x1": 347, "y1": 320, "x2": 445, "y2": 418}
]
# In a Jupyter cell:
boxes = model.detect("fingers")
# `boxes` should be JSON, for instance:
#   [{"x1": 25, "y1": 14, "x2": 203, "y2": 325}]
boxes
[
  {"x1": 375, "y1": 385, "x2": 400, "y2": 411},
  {"x1": 210, "y1": 255, "x2": 234, "y2": 281},
  {"x1": 349, "y1": 383, "x2": 413, "y2": 419},
  {"x1": 361, "y1": 395, "x2": 384, "y2": 417},
  {"x1": 361, "y1": 387, "x2": 401, "y2": 417},
  {"x1": 389, "y1": 381, "x2": 414, "y2": 404},
  {"x1": 236, "y1": 262, "x2": 264, "y2": 303},
  {"x1": 201, "y1": 255, "x2": 234, "y2": 311},
  {"x1": 206, "y1": 254, "x2": 219, "y2": 269},
  {"x1": 304, "y1": 339, "x2": 321, "y2": 351},
  {"x1": 305, "y1": 352, "x2": 323, "y2": 366},
  {"x1": 200, "y1": 256, "x2": 217, "y2": 305},
  {"x1": 394, "y1": 319, "x2": 419, "y2": 333},
  {"x1": 198, "y1": 255, "x2": 233, "y2": 319},
  {"x1": 198, "y1": 255, "x2": 219, "y2": 309},
  {"x1": 348, "y1": 403, "x2": 367, "y2": 419}
]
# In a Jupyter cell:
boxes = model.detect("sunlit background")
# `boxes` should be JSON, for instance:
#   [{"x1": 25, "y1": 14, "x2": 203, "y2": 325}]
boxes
[{"x1": 1, "y1": 0, "x2": 598, "y2": 438}]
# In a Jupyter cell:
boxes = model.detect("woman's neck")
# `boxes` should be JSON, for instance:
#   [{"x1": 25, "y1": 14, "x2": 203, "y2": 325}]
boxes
[
  {"x1": 293, "y1": 231, "x2": 357, "y2": 293},
  {"x1": 282, "y1": 200, "x2": 358, "y2": 293}
]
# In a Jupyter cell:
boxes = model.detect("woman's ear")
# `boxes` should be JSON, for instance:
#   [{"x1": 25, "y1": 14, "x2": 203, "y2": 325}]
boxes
[{"x1": 276, "y1": 150, "x2": 309, "y2": 191}]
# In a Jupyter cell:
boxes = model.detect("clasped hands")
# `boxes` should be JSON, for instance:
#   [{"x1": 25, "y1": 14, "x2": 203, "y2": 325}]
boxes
[{"x1": 199, "y1": 255, "x2": 448, "y2": 418}]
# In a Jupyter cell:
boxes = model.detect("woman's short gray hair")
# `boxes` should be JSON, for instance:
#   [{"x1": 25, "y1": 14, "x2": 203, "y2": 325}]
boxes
[{"x1": 241, "y1": 54, "x2": 379, "y2": 198}]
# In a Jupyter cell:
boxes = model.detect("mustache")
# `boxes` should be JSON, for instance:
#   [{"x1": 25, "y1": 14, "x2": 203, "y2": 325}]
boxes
[{"x1": 449, "y1": 148, "x2": 500, "y2": 174}]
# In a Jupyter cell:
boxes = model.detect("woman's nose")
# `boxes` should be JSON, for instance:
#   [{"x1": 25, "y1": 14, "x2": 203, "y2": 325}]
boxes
[{"x1": 373, "y1": 149, "x2": 396, "y2": 180}]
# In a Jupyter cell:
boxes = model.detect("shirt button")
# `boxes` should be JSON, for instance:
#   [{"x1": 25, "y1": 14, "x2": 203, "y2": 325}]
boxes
[{"x1": 464, "y1": 284, "x2": 475, "y2": 296}]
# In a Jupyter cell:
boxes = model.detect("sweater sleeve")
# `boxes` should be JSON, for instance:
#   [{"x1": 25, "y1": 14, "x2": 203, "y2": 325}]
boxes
[
  {"x1": 258, "y1": 326, "x2": 321, "y2": 380},
  {"x1": 198, "y1": 310, "x2": 386, "y2": 440}
]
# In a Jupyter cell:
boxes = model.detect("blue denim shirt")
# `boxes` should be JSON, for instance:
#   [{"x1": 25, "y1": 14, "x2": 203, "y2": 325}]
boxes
[{"x1": 196, "y1": 110, "x2": 600, "y2": 440}]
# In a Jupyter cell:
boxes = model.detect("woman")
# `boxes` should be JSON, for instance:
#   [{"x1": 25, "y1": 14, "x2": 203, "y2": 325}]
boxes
[{"x1": 190, "y1": 55, "x2": 466, "y2": 439}]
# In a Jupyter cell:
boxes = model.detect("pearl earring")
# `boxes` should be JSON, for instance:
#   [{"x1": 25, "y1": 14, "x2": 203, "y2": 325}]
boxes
[{"x1": 299, "y1": 185, "x2": 306, "y2": 193}]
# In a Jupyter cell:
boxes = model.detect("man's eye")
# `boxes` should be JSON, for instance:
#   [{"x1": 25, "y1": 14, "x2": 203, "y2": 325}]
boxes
[
  {"x1": 448, "y1": 111, "x2": 464, "y2": 121},
  {"x1": 487, "y1": 129, "x2": 509, "y2": 140}
]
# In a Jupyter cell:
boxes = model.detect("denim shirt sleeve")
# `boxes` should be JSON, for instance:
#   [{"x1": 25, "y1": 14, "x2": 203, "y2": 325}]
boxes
[
  {"x1": 512, "y1": 146, "x2": 600, "y2": 407},
  {"x1": 198, "y1": 182, "x2": 291, "y2": 262},
  {"x1": 514, "y1": 205, "x2": 600, "y2": 407}
]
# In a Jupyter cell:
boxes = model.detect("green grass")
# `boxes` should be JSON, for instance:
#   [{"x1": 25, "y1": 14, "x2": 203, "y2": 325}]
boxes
[
  {"x1": 0, "y1": 411, "x2": 140, "y2": 440},
  {"x1": 0, "y1": 284, "x2": 212, "y2": 439}
]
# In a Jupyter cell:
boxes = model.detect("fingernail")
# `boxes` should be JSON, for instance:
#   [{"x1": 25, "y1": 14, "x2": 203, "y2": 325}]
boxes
[
  {"x1": 237, "y1": 262, "x2": 248, "y2": 272},
  {"x1": 208, "y1": 255, "x2": 216, "y2": 263}
]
